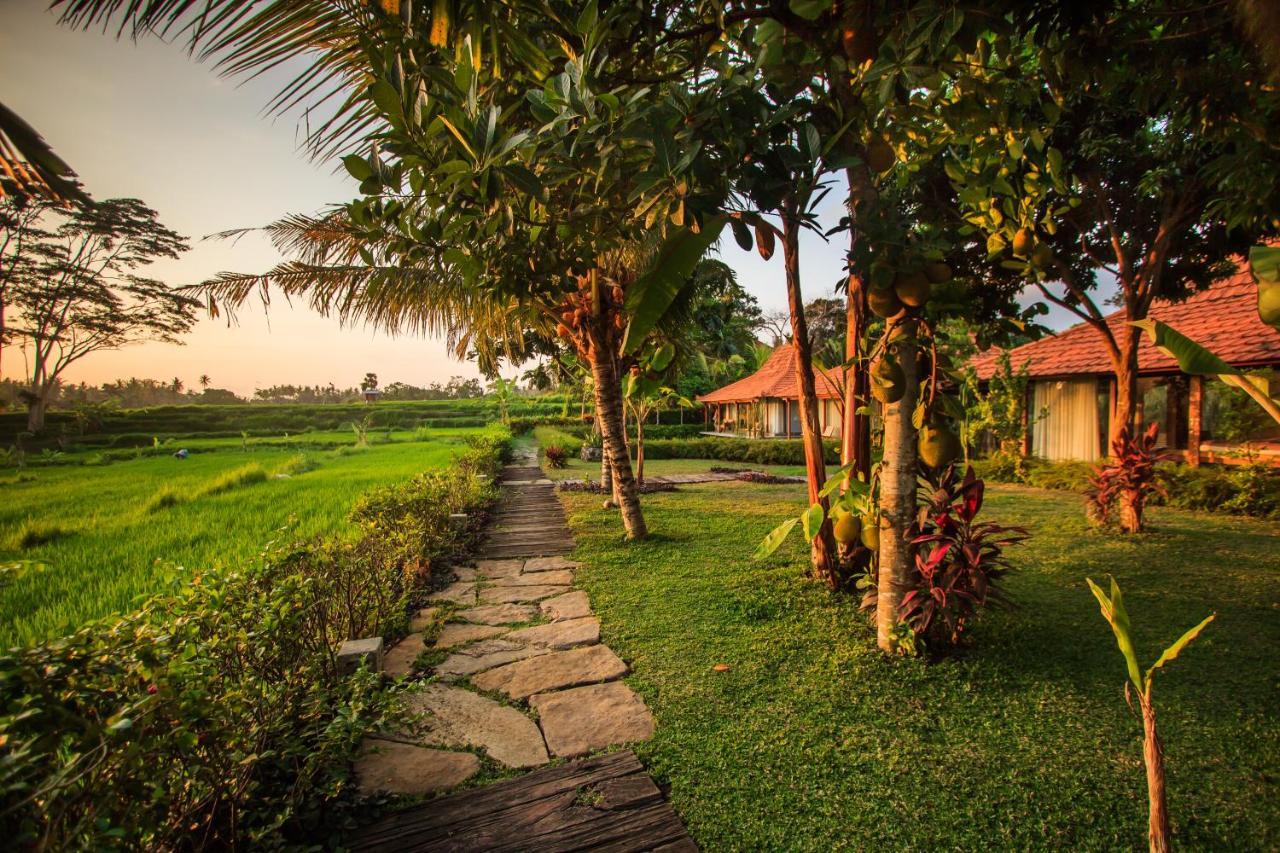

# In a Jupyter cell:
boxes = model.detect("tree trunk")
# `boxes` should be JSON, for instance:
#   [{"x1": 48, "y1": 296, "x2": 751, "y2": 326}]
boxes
[
  {"x1": 26, "y1": 391, "x2": 49, "y2": 433},
  {"x1": 1141, "y1": 695, "x2": 1172, "y2": 853},
  {"x1": 780, "y1": 211, "x2": 837, "y2": 583},
  {"x1": 877, "y1": 335, "x2": 918, "y2": 652},
  {"x1": 841, "y1": 166, "x2": 875, "y2": 484},
  {"x1": 841, "y1": 270, "x2": 872, "y2": 483},
  {"x1": 596, "y1": 412, "x2": 615, "y2": 502},
  {"x1": 1119, "y1": 488, "x2": 1143, "y2": 534},
  {"x1": 587, "y1": 295, "x2": 646, "y2": 539},
  {"x1": 1112, "y1": 326, "x2": 1142, "y2": 446},
  {"x1": 635, "y1": 417, "x2": 645, "y2": 485}
]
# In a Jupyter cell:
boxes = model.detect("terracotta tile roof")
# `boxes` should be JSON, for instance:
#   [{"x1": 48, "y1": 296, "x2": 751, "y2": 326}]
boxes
[
  {"x1": 970, "y1": 266, "x2": 1280, "y2": 380},
  {"x1": 697, "y1": 342, "x2": 842, "y2": 403}
]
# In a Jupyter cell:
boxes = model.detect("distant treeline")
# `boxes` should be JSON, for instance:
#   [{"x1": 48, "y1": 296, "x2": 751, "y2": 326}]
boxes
[{"x1": 0, "y1": 375, "x2": 486, "y2": 410}]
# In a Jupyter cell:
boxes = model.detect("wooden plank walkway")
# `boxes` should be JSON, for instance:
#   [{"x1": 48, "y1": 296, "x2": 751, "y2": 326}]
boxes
[
  {"x1": 350, "y1": 750, "x2": 694, "y2": 852},
  {"x1": 481, "y1": 462, "x2": 575, "y2": 560}
]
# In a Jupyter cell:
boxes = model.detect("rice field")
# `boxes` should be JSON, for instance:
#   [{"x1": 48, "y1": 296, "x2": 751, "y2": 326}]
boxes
[{"x1": 0, "y1": 428, "x2": 483, "y2": 646}]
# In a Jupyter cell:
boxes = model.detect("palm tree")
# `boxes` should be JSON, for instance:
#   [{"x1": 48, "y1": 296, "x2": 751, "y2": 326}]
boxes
[{"x1": 199, "y1": 374, "x2": 210, "y2": 388}]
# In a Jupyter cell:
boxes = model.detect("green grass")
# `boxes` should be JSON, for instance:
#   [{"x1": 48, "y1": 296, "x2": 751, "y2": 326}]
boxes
[
  {"x1": 562, "y1": 481, "x2": 1279, "y2": 851},
  {"x1": 0, "y1": 430, "x2": 482, "y2": 645}
]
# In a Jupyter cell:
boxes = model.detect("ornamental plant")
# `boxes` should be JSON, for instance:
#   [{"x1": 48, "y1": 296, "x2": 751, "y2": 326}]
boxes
[
  {"x1": 543, "y1": 444, "x2": 569, "y2": 469},
  {"x1": 902, "y1": 465, "x2": 1026, "y2": 650},
  {"x1": 1086, "y1": 576, "x2": 1214, "y2": 853},
  {"x1": 1089, "y1": 422, "x2": 1164, "y2": 533}
]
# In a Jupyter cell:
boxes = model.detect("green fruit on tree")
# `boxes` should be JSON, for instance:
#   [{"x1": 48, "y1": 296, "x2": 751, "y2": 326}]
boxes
[
  {"x1": 870, "y1": 356, "x2": 906, "y2": 404},
  {"x1": 834, "y1": 512, "x2": 862, "y2": 546},
  {"x1": 1012, "y1": 227, "x2": 1035, "y2": 257},
  {"x1": 893, "y1": 271, "x2": 932, "y2": 308},
  {"x1": 1259, "y1": 281, "x2": 1280, "y2": 329},
  {"x1": 924, "y1": 262, "x2": 952, "y2": 284},
  {"x1": 918, "y1": 420, "x2": 962, "y2": 469},
  {"x1": 866, "y1": 137, "x2": 896, "y2": 173},
  {"x1": 860, "y1": 516, "x2": 880, "y2": 551},
  {"x1": 867, "y1": 286, "x2": 904, "y2": 319},
  {"x1": 1031, "y1": 241, "x2": 1055, "y2": 271},
  {"x1": 869, "y1": 260, "x2": 895, "y2": 290}
]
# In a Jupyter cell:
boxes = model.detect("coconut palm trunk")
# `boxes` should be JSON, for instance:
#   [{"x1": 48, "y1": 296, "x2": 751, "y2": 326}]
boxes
[
  {"x1": 876, "y1": 333, "x2": 918, "y2": 651},
  {"x1": 780, "y1": 209, "x2": 837, "y2": 582},
  {"x1": 841, "y1": 165, "x2": 876, "y2": 483},
  {"x1": 586, "y1": 272, "x2": 646, "y2": 539}
]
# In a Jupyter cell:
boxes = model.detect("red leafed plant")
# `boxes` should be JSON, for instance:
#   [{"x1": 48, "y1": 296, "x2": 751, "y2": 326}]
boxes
[
  {"x1": 1089, "y1": 422, "x2": 1165, "y2": 533},
  {"x1": 543, "y1": 444, "x2": 569, "y2": 469},
  {"x1": 903, "y1": 465, "x2": 1027, "y2": 650}
]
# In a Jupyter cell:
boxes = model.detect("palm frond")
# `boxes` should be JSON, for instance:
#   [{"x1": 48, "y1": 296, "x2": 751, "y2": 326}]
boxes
[{"x1": 0, "y1": 101, "x2": 90, "y2": 205}]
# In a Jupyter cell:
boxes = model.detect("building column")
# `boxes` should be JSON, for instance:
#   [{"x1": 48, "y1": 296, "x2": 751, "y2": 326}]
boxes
[
  {"x1": 1187, "y1": 375, "x2": 1203, "y2": 467},
  {"x1": 785, "y1": 399, "x2": 792, "y2": 439}
]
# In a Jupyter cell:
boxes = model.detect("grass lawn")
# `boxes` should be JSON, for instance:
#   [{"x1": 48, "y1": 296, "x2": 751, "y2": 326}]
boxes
[
  {"x1": 0, "y1": 430, "x2": 480, "y2": 645},
  {"x1": 561, "y1": 480, "x2": 1279, "y2": 851}
]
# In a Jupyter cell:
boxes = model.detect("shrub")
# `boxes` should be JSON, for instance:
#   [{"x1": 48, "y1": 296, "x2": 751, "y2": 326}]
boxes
[
  {"x1": 544, "y1": 445, "x2": 569, "y2": 468},
  {"x1": 533, "y1": 425, "x2": 585, "y2": 456},
  {"x1": 640, "y1": 436, "x2": 839, "y2": 466},
  {"x1": 0, "y1": 426, "x2": 511, "y2": 848},
  {"x1": 903, "y1": 466, "x2": 1026, "y2": 651},
  {"x1": 1089, "y1": 424, "x2": 1164, "y2": 532},
  {"x1": 277, "y1": 452, "x2": 320, "y2": 476}
]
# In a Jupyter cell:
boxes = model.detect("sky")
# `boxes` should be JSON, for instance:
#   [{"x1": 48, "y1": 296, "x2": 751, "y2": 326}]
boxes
[{"x1": 1, "y1": 4, "x2": 1080, "y2": 397}]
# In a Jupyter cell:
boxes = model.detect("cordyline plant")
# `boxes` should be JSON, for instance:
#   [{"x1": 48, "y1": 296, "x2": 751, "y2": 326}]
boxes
[
  {"x1": 1089, "y1": 422, "x2": 1165, "y2": 534},
  {"x1": 901, "y1": 465, "x2": 1026, "y2": 651},
  {"x1": 1086, "y1": 576, "x2": 1214, "y2": 853}
]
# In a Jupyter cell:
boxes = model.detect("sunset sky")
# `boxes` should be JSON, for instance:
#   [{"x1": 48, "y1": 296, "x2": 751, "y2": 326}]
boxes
[{"x1": 2, "y1": 4, "x2": 1079, "y2": 396}]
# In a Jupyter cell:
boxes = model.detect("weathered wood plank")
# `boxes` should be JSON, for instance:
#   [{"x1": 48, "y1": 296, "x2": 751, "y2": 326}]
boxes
[{"x1": 349, "y1": 751, "x2": 692, "y2": 853}]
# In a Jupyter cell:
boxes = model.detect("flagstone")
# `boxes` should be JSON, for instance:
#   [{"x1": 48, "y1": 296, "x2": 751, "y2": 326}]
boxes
[
  {"x1": 539, "y1": 590, "x2": 592, "y2": 622},
  {"x1": 434, "y1": 638, "x2": 547, "y2": 679},
  {"x1": 488, "y1": 569, "x2": 574, "y2": 588},
  {"x1": 406, "y1": 684, "x2": 548, "y2": 768},
  {"x1": 353, "y1": 740, "x2": 479, "y2": 796},
  {"x1": 427, "y1": 581, "x2": 476, "y2": 604},
  {"x1": 471, "y1": 643, "x2": 625, "y2": 700},
  {"x1": 529, "y1": 682, "x2": 655, "y2": 758},
  {"x1": 453, "y1": 603, "x2": 538, "y2": 625},
  {"x1": 473, "y1": 559, "x2": 523, "y2": 578},
  {"x1": 523, "y1": 556, "x2": 581, "y2": 572},
  {"x1": 479, "y1": 584, "x2": 570, "y2": 604},
  {"x1": 409, "y1": 607, "x2": 439, "y2": 632},
  {"x1": 434, "y1": 622, "x2": 506, "y2": 649},
  {"x1": 504, "y1": 617, "x2": 599, "y2": 651},
  {"x1": 383, "y1": 633, "x2": 427, "y2": 678}
]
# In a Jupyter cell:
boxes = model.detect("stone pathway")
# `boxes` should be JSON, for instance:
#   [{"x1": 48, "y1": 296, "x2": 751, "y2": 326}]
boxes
[{"x1": 351, "y1": 447, "x2": 688, "y2": 850}]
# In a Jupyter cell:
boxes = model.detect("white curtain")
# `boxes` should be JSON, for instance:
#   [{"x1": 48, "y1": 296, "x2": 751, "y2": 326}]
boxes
[{"x1": 1032, "y1": 379, "x2": 1100, "y2": 461}]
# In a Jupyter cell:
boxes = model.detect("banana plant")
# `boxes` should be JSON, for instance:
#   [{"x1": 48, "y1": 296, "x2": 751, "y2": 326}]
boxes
[
  {"x1": 1131, "y1": 245, "x2": 1280, "y2": 426},
  {"x1": 622, "y1": 343, "x2": 689, "y2": 484},
  {"x1": 1085, "y1": 576, "x2": 1215, "y2": 853}
]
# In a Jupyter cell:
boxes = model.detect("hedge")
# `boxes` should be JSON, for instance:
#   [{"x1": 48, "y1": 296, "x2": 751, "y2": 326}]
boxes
[
  {"x1": 0, "y1": 426, "x2": 511, "y2": 848},
  {"x1": 972, "y1": 454, "x2": 1279, "y2": 519},
  {"x1": 640, "y1": 436, "x2": 839, "y2": 466}
]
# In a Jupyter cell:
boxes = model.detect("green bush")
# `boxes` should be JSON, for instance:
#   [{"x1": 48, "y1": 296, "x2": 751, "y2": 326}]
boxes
[
  {"x1": 533, "y1": 425, "x2": 585, "y2": 456},
  {"x1": 972, "y1": 454, "x2": 1279, "y2": 519},
  {"x1": 0, "y1": 425, "x2": 511, "y2": 848},
  {"x1": 640, "y1": 437, "x2": 838, "y2": 466}
]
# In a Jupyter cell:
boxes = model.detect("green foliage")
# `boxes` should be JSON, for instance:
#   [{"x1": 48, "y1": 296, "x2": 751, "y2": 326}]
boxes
[
  {"x1": 0, "y1": 426, "x2": 510, "y2": 848},
  {"x1": 1086, "y1": 575, "x2": 1214, "y2": 698},
  {"x1": 640, "y1": 437, "x2": 839, "y2": 467},
  {"x1": 974, "y1": 455, "x2": 1280, "y2": 520}
]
